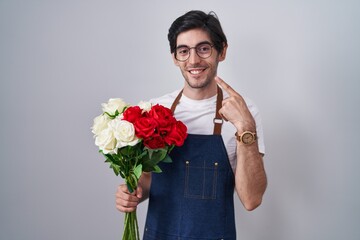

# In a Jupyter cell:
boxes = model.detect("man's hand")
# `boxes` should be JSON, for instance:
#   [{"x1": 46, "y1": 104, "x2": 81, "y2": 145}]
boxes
[
  {"x1": 115, "y1": 184, "x2": 143, "y2": 213},
  {"x1": 215, "y1": 76, "x2": 256, "y2": 132}
]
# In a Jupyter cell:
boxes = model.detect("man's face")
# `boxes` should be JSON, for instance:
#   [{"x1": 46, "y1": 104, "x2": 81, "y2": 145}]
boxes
[{"x1": 173, "y1": 28, "x2": 227, "y2": 90}]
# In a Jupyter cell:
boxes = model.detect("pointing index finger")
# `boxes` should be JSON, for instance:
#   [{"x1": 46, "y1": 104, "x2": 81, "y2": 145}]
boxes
[{"x1": 215, "y1": 76, "x2": 237, "y2": 96}]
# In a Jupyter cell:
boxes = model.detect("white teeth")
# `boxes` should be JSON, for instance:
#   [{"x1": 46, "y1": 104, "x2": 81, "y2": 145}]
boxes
[{"x1": 190, "y1": 70, "x2": 202, "y2": 74}]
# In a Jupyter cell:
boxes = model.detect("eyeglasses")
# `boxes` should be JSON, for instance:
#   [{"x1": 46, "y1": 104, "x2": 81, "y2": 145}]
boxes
[{"x1": 175, "y1": 42, "x2": 214, "y2": 62}]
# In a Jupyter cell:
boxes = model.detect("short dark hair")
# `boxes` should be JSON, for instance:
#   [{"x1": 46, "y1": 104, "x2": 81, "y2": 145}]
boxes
[{"x1": 168, "y1": 10, "x2": 228, "y2": 55}]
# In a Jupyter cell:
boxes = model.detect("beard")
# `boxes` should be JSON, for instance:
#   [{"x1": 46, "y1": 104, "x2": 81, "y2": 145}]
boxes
[
  {"x1": 183, "y1": 75, "x2": 212, "y2": 89},
  {"x1": 180, "y1": 64, "x2": 217, "y2": 89}
]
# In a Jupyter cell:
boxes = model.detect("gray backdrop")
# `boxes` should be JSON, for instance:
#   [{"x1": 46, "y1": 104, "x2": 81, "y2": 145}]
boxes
[{"x1": 1, "y1": 0, "x2": 359, "y2": 239}]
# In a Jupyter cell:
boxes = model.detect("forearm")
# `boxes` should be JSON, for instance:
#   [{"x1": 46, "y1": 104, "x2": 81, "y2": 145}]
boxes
[
  {"x1": 215, "y1": 76, "x2": 267, "y2": 210},
  {"x1": 235, "y1": 142, "x2": 267, "y2": 211},
  {"x1": 138, "y1": 172, "x2": 152, "y2": 203}
]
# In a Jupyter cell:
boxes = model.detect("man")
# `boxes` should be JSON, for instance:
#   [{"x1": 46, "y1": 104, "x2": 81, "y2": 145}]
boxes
[{"x1": 116, "y1": 10, "x2": 267, "y2": 239}]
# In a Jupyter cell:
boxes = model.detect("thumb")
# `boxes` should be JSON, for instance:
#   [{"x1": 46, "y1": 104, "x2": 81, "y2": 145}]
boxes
[{"x1": 136, "y1": 185, "x2": 143, "y2": 199}]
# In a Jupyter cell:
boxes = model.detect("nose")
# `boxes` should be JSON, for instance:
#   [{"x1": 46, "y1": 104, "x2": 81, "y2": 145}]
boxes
[{"x1": 188, "y1": 48, "x2": 201, "y2": 64}]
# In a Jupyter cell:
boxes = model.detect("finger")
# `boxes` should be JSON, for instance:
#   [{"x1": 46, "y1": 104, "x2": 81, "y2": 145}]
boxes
[
  {"x1": 116, "y1": 191, "x2": 139, "y2": 202},
  {"x1": 116, "y1": 200, "x2": 137, "y2": 212},
  {"x1": 115, "y1": 194, "x2": 139, "y2": 205},
  {"x1": 116, "y1": 185, "x2": 139, "y2": 201},
  {"x1": 136, "y1": 186, "x2": 143, "y2": 199},
  {"x1": 218, "y1": 109, "x2": 228, "y2": 122},
  {"x1": 116, "y1": 186, "x2": 140, "y2": 208},
  {"x1": 215, "y1": 76, "x2": 237, "y2": 96},
  {"x1": 115, "y1": 197, "x2": 139, "y2": 208},
  {"x1": 117, "y1": 184, "x2": 134, "y2": 196},
  {"x1": 115, "y1": 186, "x2": 139, "y2": 213},
  {"x1": 116, "y1": 196, "x2": 137, "y2": 212}
]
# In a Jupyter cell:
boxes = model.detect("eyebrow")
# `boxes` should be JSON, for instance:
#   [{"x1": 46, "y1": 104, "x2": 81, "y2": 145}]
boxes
[{"x1": 176, "y1": 41, "x2": 212, "y2": 49}]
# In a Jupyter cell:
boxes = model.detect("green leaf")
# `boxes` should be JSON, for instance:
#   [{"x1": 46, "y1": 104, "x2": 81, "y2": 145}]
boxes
[
  {"x1": 104, "y1": 153, "x2": 115, "y2": 163},
  {"x1": 147, "y1": 148, "x2": 154, "y2": 159},
  {"x1": 162, "y1": 155, "x2": 172, "y2": 163},
  {"x1": 137, "y1": 150, "x2": 147, "y2": 160},
  {"x1": 147, "y1": 148, "x2": 165, "y2": 160},
  {"x1": 152, "y1": 165, "x2": 162, "y2": 173},
  {"x1": 111, "y1": 163, "x2": 120, "y2": 176},
  {"x1": 159, "y1": 148, "x2": 169, "y2": 160},
  {"x1": 141, "y1": 159, "x2": 155, "y2": 172},
  {"x1": 133, "y1": 164, "x2": 142, "y2": 180}
]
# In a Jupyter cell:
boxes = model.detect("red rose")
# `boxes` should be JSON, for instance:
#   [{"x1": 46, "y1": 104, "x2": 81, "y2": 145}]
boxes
[
  {"x1": 157, "y1": 119, "x2": 175, "y2": 138},
  {"x1": 123, "y1": 106, "x2": 142, "y2": 123},
  {"x1": 144, "y1": 134, "x2": 166, "y2": 149},
  {"x1": 149, "y1": 104, "x2": 176, "y2": 135},
  {"x1": 165, "y1": 120, "x2": 188, "y2": 146},
  {"x1": 134, "y1": 117, "x2": 157, "y2": 139},
  {"x1": 149, "y1": 105, "x2": 175, "y2": 124},
  {"x1": 149, "y1": 104, "x2": 173, "y2": 119}
]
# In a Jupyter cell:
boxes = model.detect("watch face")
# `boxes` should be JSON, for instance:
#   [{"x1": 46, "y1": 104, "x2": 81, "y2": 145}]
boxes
[{"x1": 242, "y1": 132, "x2": 254, "y2": 144}]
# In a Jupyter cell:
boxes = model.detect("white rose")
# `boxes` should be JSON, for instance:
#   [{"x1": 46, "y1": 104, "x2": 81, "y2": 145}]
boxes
[
  {"x1": 102, "y1": 98, "x2": 128, "y2": 115},
  {"x1": 138, "y1": 101, "x2": 152, "y2": 113},
  {"x1": 91, "y1": 114, "x2": 110, "y2": 136},
  {"x1": 109, "y1": 119, "x2": 140, "y2": 148},
  {"x1": 95, "y1": 127, "x2": 117, "y2": 154}
]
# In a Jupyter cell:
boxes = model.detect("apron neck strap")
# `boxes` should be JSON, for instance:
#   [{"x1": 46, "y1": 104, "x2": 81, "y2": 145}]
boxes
[{"x1": 170, "y1": 86, "x2": 224, "y2": 135}]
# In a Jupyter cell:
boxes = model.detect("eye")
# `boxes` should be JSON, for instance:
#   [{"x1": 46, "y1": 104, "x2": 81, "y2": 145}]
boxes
[
  {"x1": 177, "y1": 47, "x2": 189, "y2": 55},
  {"x1": 197, "y1": 44, "x2": 211, "y2": 53}
]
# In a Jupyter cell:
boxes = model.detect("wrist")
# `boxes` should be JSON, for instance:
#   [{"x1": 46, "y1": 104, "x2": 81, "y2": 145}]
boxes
[
  {"x1": 233, "y1": 120, "x2": 256, "y2": 133},
  {"x1": 235, "y1": 130, "x2": 257, "y2": 145}
]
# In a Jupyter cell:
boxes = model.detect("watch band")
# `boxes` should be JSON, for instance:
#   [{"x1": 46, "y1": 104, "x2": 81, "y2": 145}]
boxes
[{"x1": 235, "y1": 131, "x2": 257, "y2": 145}]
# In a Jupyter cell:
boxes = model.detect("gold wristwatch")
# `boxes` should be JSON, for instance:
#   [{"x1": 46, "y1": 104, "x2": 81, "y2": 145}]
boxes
[{"x1": 235, "y1": 131, "x2": 257, "y2": 145}]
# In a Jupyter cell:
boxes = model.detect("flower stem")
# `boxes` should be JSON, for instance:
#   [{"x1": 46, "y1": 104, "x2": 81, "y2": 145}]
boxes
[{"x1": 122, "y1": 210, "x2": 140, "y2": 240}]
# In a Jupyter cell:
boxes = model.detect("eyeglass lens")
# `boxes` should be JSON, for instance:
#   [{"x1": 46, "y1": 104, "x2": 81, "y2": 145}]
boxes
[{"x1": 175, "y1": 43, "x2": 213, "y2": 61}]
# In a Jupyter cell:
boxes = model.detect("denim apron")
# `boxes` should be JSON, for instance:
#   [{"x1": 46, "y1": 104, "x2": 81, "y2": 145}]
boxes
[{"x1": 144, "y1": 87, "x2": 236, "y2": 240}]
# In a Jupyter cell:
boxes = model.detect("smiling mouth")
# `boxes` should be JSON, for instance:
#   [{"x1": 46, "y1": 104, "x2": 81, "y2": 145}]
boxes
[{"x1": 188, "y1": 68, "x2": 206, "y2": 75}]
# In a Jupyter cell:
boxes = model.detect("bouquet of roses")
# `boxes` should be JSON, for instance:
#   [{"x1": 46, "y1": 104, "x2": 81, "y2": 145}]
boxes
[{"x1": 91, "y1": 98, "x2": 187, "y2": 240}]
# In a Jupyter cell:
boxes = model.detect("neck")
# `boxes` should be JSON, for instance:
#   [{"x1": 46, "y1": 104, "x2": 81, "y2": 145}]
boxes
[{"x1": 182, "y1": 81, "x2": 218, "y2": 100}]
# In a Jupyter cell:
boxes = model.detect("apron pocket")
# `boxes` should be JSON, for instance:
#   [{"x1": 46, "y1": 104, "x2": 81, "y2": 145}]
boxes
[{"x1": 184, "y1": 160, "x2": 218, "y2": 199}]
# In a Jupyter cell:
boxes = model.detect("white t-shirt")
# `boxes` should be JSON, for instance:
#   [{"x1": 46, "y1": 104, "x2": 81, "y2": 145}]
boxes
[{"x1": 150, "y1": 89, "x2": 265, "y2": 172}]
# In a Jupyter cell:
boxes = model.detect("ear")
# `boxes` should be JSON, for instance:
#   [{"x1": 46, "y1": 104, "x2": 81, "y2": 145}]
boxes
[
  {"x1": 172, "y1": 53, "x2": 180, "y2": 66},
  {"x1": 218, "y1": 44, "x2": 228, "y2": 62}
]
